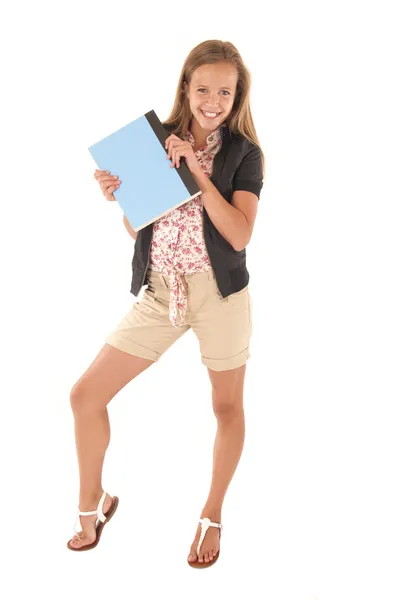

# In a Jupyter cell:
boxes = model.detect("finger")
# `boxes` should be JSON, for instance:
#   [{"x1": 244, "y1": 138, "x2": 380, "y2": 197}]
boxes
[
  {"x1": 104, "y1": 184, "x2": 118, "y2": 200},
  {"x1": 99, "y1": 180, "x2": 119, "y2": 194},
  {"x1": 166, "y1": 137, "x2": 180, "y2": 157},
  {"x1": 106, "y1": 183, "x2": 119, "y2": 192},
  {"x1": 98, "y1": 174, "x2": 120, "y2": 184},
  {"x1": 175, "y1": 145, "x2": 184, "y2": 167},
  {"x1": 96, "y1": 172, "x2": 118, "y2": 181},
  {"x1": 171, "y1": 145, "x2": 186, "y2": 167},
  {"x1": 99, "y1": 180, "x2": 120, "y2": 195},
  {"x1": 166, "y1": 139, "x2": 174, "y2": 158},
  {"x1": 175, "y1": 148, "x2": 182, "y2": 168},
  {"x1": 100, "y1": 181, "x2": 120, "y2": 195},
  {"x1": 94, "y1": 169, "x2": 110, "y2": 179},
  {"x1": 165, "y1": 134, "x2": 179, "y2": 148}
]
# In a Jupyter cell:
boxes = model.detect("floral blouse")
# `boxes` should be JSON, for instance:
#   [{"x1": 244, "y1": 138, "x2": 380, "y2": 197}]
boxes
[{"x1": 148, "y1": 126, "x2": 223, "y2": 327}]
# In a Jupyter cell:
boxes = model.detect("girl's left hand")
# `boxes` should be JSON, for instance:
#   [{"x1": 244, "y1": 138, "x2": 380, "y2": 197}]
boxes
[{"x1": 165, "y1": 134, "x2": 200, "y2": 174}]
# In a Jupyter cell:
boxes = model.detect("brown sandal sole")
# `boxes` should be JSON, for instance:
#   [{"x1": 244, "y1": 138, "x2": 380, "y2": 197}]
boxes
[{"x1": 67, "y1": 496, "x2": 119, "y2": 552}]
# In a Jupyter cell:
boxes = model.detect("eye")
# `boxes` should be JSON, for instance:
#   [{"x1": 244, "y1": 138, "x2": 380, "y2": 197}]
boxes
[{"x1": 197, "y1": 88, "x2": 230, "y2": 95}]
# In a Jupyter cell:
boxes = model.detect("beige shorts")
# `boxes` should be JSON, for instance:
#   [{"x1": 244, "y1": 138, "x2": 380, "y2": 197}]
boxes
[{"x1": 105, "y1": 268, "x2": 253, "y2": 371}]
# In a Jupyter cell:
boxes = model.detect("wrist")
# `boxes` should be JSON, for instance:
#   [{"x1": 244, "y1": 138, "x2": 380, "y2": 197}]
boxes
[{"x1": 190, "y1": 163, "x2": 205, "y2": 181}]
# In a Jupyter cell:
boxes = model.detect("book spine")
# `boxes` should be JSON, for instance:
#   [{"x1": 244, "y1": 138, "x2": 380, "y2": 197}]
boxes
[{"x1": 144, "y1": 110, "x2": 200, "y2": 197}]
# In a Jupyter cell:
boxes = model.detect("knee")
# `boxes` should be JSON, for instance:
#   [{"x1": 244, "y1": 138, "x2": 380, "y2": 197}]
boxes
[
  {"x1": 70, "y1": 381, "x2": 95, "y2": 416},
  {"x1": 212, "y1": 392, "x2": 243, "y2": 422}
]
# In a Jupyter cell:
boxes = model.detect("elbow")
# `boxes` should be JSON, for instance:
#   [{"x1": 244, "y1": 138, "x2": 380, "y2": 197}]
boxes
[{"x1": 233, "y1": 236, "x2": 250, "y2": 252}]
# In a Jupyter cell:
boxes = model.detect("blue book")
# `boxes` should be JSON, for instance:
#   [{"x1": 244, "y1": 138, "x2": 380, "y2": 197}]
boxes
[{"x1": 88, "y1": 110, "x2": 202, "y2": 231}]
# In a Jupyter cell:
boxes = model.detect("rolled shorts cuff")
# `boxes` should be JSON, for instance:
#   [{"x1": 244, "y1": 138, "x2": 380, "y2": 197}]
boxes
[
  {"x1": 201, "y1": 347, "x2": 251, "y2": 371},
  {"x1": 105, "y1": 333, "x2": 160, "y2": 362}
]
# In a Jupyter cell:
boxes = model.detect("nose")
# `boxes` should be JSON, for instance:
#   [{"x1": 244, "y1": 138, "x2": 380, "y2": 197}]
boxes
[{"x1": 203, "y1": 92, "x2": 221, "y2": 109}]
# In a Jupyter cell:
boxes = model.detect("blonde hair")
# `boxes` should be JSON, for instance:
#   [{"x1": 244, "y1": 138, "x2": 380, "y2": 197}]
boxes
[{"x1": 162, "y1": 40, "x2": 265, "y2": 176}]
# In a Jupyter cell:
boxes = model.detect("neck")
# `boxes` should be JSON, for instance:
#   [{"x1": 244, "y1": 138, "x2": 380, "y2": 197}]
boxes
[{"x1": 189, "y1": 117, "x2": 219, "y2": 150}]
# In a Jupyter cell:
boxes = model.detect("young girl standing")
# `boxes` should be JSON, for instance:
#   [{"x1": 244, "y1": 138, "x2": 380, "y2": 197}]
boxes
[{"x1": 68, "y1": 39, "x2": 265, "y2": 569}]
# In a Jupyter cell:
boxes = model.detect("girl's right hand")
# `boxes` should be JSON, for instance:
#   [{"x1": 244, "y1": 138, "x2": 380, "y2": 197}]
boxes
[{"x1": 94, "y1": 169, "x2": 121, "y2": 201}]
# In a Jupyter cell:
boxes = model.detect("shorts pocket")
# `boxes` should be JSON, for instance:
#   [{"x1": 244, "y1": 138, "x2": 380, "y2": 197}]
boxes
[
  {"x1": 144, "y1": 282, "x2": 160, "y2": 302},
  {"x1": 145, "y1": 282, "x2": 155, "y2": 296}
]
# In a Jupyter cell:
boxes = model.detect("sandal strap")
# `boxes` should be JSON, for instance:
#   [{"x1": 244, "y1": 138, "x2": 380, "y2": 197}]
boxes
[
  {"x1": 198, "y1": 518, "x2": 221, "y2": 529},
  {"x1": 196, "y1": 517, "x2": 222, "y2": 557},
  {"x1": 73, "y1": 491, "x2": 108, "y2": 534}
]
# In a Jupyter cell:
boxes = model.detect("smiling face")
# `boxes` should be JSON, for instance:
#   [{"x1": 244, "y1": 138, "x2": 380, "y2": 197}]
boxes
[{"x1": 184, "y1": 61, "x2": 238, "y2": 133}]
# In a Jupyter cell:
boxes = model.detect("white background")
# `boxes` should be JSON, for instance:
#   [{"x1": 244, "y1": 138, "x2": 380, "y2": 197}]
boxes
[{"x1": 2, "y1": 1, "x2": 400, "y2": 599}]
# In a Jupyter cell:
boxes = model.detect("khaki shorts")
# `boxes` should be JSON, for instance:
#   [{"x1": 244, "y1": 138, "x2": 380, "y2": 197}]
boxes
[{"x1": 105, "y1": 268, "x2": 253, "y2": 371}]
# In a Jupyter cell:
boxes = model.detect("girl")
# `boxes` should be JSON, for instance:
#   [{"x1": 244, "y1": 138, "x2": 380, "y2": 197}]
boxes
[{"x1": 67, "y1": 39, "x2": 265, "y2": 569}]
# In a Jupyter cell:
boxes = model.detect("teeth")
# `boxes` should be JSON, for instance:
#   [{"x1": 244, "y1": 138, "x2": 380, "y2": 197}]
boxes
[{"x1": 202, "y1": 110, "x2": 219, "y2": 117}]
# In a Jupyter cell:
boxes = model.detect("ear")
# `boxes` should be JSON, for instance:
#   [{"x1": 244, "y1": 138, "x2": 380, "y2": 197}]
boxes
[{"x1": 183, "y1": 80, "x2": 188, "y2": 98}]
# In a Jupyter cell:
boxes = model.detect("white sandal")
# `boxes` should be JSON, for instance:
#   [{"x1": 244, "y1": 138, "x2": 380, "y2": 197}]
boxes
[
  {"x1": 188, "y1": 517, "x2": 223, "y2": 568},
  {"x1": 67, "y1": 490, "x2": 119, "y2": 552}
]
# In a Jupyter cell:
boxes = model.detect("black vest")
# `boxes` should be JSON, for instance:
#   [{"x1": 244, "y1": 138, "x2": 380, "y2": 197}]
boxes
[{"x1": 130, "y1": 123, "x2": 263, "y2": 299}]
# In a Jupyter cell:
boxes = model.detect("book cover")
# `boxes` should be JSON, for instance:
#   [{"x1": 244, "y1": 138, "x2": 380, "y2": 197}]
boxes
[{"x1": 88, "y1": 110, "x2": 201, "y2": 231}]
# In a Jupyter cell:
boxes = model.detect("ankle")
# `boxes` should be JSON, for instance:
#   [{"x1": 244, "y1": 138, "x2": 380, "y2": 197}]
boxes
[
  {"x1": 79, "y1": 488, "x2": 104, "y2": 509},
  {"x1": 201, "y1": 506, "x2": 222, "y2": 522}
]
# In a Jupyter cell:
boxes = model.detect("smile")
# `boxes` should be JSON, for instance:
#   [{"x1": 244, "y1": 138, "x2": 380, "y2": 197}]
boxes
[{"x1": 200, "y1": 110, "x2": 221, "y2": 119}]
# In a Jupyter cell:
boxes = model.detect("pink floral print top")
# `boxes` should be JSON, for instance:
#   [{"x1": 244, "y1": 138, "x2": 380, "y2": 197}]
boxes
[{"x1": 148, "y1": 126, "x2": 223, "y2": 327}]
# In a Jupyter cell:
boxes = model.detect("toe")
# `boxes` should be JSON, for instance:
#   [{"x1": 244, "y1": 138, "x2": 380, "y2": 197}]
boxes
[
  {"x1": 209, "y1": 550, "x2": 214, "y2": 561},
  {"x1": 69, "y1": 531, "x2": 92, "y2": 549},
  {"x1": 74, "y1": 536, "x2": 85, "y2": 546}
]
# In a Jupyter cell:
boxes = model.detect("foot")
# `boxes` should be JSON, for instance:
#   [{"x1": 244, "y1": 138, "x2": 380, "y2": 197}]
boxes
[
  {"x1": 187, "y1": 511, "x2": 221, "y2": 564},
  {"x1": 68, "y1": 492, "x2": 113, "y2": 549}
]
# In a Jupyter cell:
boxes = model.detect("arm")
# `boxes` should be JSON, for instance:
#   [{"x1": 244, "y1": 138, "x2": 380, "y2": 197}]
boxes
[
  {"x1": 191, "y1": 144, "x2": 264, "y2": 251},
  {"x1": 123, "y1": 215, "x2": 138, "y2": 240}
]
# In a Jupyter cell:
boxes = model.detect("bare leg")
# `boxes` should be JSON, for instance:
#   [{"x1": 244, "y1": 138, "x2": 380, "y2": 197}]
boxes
[
  {"x1": 69, "y1": 344, "x2": 155, "y2": 549},
  {"x1": 188, "y1": 364, "x2": 246, "y2": 563}
]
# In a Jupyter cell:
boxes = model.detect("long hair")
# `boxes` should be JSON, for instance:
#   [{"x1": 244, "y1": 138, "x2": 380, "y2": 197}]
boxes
[{"x1": 162, "y1": 40, "x2": 265, "y2": 176}]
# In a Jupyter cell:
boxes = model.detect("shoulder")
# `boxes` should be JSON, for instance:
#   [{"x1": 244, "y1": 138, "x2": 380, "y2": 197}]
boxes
[
  {"x1": 238, "y1": 134, "x2": 260, "y2": 154},
  {"x1": 227, "y1": 129, "x2": 261, "y2": 159},
  {"x1": 230, "y1": 132, "x2": 262, "y2": 167}
]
